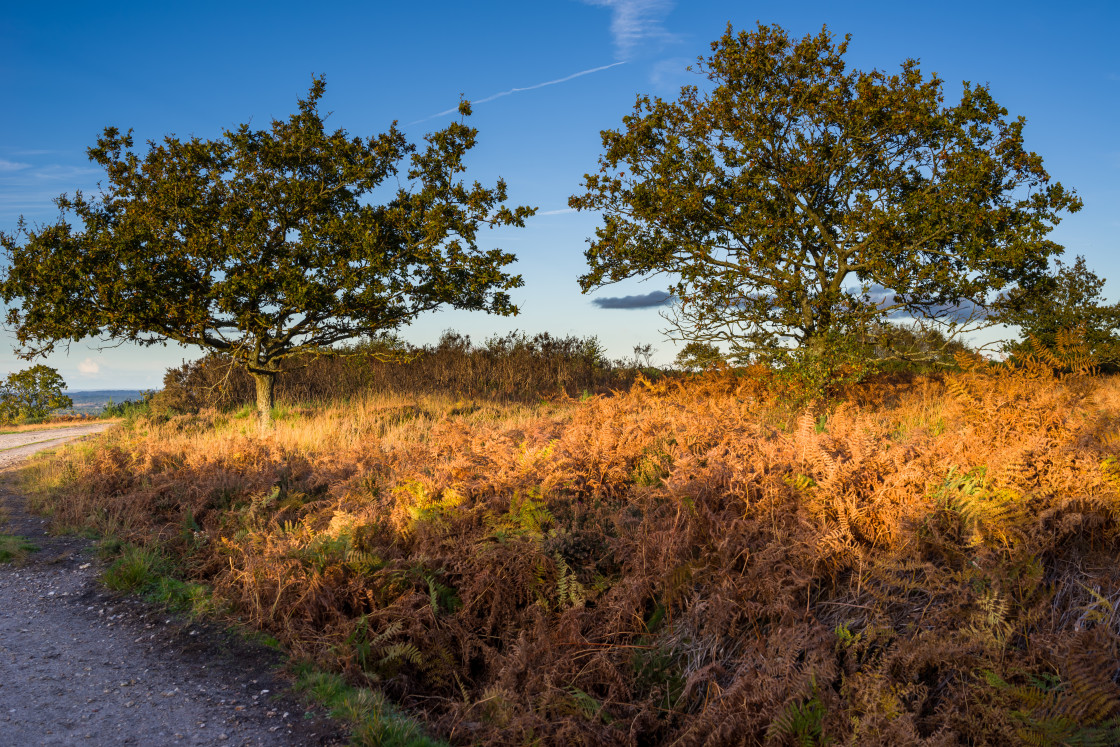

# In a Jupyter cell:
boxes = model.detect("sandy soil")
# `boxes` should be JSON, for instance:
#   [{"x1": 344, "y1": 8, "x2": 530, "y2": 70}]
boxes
[{"x1": 0, "y1": 425, "x2": 346, "y2": 745}]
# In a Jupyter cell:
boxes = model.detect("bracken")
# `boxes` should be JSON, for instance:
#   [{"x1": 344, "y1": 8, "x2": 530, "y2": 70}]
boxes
[{"x1": 18, "y1": 360, "x2": 1120, "y2": 746}]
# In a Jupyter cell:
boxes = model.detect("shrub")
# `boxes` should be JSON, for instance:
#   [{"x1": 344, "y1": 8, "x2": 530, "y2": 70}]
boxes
[{"x1": 153, "y1": 330, "x2": 641, "y2": 413}]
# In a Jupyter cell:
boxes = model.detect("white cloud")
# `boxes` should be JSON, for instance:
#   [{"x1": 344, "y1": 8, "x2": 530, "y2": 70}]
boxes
[
  {"x1": 537, "y1": 207, "x2": 577, "y2": 216},
  {"x1": 77, "y1": 358, "x2": 101, "y2": 376},
  {"x1": 0, "y1": 159, "x2": 30, "y2": 172},
  {"x1": 582, "y1": 0, "x2": 679, "y2": 60}
]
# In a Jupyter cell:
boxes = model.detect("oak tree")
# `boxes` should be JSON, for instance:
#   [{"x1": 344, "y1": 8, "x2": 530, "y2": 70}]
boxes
[
  {"x1": 1, "y1": 79, "x2": 534, "y2": 427},
  {"x1": 0, "y1": 365, "x2": 72, "y2": 421},
  {"x1": 570, "y1": 23, "x2": 1080, "y2": 363}
]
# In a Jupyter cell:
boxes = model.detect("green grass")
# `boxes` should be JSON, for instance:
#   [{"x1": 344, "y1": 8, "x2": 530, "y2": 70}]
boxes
[
  {"x1": 240, "y1": 629, "x2": 283, "y2": 650},
  {"x1": 292, "y1": 664, "x2": 447, "y2": 747},
  {"x1": 0, "y1": 533, "x2": 39, "y2": 562},
  {"x1": 149, "y1": 575, "x2": 222, "y2": 616},
  {"x1": 102, "y1": 543, "x2": 167, "y2": 591},
  {"x1": 19, "y1": 448, "x2": 437, "y2": 746},
  {"x1": 100, "y1": 542, "x2": 221, "y2": 616}
]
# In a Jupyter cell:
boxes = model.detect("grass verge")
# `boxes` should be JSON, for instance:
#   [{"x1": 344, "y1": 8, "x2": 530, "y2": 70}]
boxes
[
  {"x1": 0, "y1": 533, "x2": 38, "y2": 562},
  {"x1": 95, "y1": 537, "x2": 440, "y2": 744},
  {"x1": 293, "y1": 664, "x2": 447, "y2": 747},
  {"x1": 100, "y1": 542, "x2": 220, "y2": 616}
]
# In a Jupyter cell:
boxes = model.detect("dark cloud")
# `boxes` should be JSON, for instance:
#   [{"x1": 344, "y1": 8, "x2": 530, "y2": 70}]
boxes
[
  {"x1": 589, "y1": 284, "x2": 989, "y2": 320},
  {"x1": 592, "y1": 291, "x2": 674, "y2": 309}
]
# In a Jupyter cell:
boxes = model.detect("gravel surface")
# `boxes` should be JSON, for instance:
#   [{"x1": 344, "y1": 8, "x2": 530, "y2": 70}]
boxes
[
  {"x1": 0, "y1": 425, "x2": 347, "y2": 746},
  {"x1": 0, "y1": 424, "x2": 116, "y2": 471}
]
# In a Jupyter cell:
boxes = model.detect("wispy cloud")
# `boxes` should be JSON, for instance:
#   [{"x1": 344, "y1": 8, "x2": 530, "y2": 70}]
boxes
[
  {"x1": 592, "y1": 290, "x2": 674, "y2": 309},
  {"x1": 27, "y1": 164, "x2": 101, "y2": 181},
  {"x1": 884, "y1": 301, "x2": 989, "y2": 324},
  {"x1": 0, "y1": 190, "x2": 68, "y2": 210},
  {"x1": 1, "y1": 148, "x2": 57, "y2": 157},
  {"x1": 0, "y1": 161, "x2": 102, "y2": 223},
  {"x1": 649, "y1": 56, "x2": 693, "y2": 90},
  {"x1": 582, "y1": 0, "x2": 678, "y2": 60},
  {"x1": 538, "y1": 207, "x2": 577, "y2": 216},
  {"x1": 416, "y1": 62, "x2": 626, "y2": 123}
]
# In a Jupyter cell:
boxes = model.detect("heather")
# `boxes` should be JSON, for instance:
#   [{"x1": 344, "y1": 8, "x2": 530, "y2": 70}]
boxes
[{"x1": 18, "y1": 355, "x2": 1120, "y2": 745}]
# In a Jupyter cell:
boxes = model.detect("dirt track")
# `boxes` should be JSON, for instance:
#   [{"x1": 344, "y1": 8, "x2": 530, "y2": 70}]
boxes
[
  {"x1": 0, "y1": 424, "x2": 116, "y2": 470},
  {"x1": 0, "y1": 425, "x2": 345, "y2": 745}
]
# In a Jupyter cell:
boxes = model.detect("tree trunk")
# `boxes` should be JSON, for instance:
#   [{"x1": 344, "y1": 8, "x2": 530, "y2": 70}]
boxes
[{"x1": 252, "y1": 371, "x2": 277, "y2": 431}]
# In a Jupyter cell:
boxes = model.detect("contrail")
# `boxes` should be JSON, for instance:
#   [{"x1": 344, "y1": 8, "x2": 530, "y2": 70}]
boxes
[{"x1": 413, "y1": 61, "x2": 627, "y2": 123}]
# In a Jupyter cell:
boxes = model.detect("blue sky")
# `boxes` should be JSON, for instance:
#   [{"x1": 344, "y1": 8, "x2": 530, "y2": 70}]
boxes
[{"x1": 1, "y1": 0, "x2": 1117, "y2": 389}]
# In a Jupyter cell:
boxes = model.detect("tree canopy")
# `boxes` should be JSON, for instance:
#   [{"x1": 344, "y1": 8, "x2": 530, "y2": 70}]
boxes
[
  {"x1": 570, "y1": 23, "x2": 1080, "y2": 363},
  {"x1": 994, "y1": 255, "x2": 1120, "y2": 368},
  {"x1": 1, "y1": 78, "x2": 534, "y2": 426},
  {"x1": 0, "y1": 365, "x2": 71, "y2": 422}
]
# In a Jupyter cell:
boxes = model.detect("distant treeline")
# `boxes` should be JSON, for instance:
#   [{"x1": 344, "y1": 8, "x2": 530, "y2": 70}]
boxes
[
  {"x1": 155, "y1": 331, "x2": 654, "y2": 412},
  {"x1": 65, "y1": 390, "x2": 148, "y2": 408}
]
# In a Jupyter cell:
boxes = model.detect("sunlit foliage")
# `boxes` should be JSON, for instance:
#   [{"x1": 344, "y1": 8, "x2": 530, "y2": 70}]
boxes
[
  {"x1": 0, "y1": 80, "x2": 533, "y2": 428},
  {"x1": 570, "y1": 23, "x2": 1080, "y2": 364},
  {"x1": 20, "y1": 343, "x2": 1120, "y2": 744},
  {"x1": 0, "y1": 365, "x2": 72, "y2": 422}
]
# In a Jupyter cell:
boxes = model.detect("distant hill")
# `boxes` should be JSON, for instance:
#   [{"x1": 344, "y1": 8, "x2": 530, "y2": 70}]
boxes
[{"x1": 63, "y1": 390, "x2": 151, "y2": 414}]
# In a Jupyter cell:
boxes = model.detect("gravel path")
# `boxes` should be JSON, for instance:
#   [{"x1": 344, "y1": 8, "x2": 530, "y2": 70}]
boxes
[
  {"x1": 0, "y1": 424, "x2": 117, "y2": 470},
  {"x1": 0, "y1": 425, "x2": 346, "y2": 746}
]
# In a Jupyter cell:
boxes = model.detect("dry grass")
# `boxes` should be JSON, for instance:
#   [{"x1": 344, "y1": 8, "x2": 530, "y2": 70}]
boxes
[
  {"x1": 19, "y1": 361, "x2": 1120, "y2": 745},
  {"x1": 0, "y1": 416, "x2": 112, "y2": 434}
]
